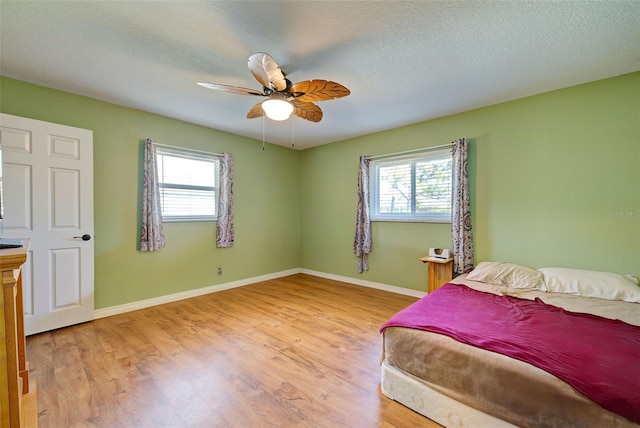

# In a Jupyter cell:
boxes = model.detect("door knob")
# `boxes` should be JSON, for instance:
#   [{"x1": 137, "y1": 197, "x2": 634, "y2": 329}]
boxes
[{"x1": 74, "y1": 234, "x2": 92, "y2": 241}]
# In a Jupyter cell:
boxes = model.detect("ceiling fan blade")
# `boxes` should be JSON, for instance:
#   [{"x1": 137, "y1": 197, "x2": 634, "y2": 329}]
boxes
[
  {"x1": 246, "y1": 103, "x2": 264, "y2": 119},
  {"x1": 290, "y1": 80, "x2": 350, "y2": 102},
  {"x1": 197, "y1": 82, "x2": 265, "y2": 96},
  {"x1": 247, "y1": 53, "x2": 271, "y2": 89},
  {"x1": 262, "y1": 54, "x2": 287, "y2": 92},
  {"x1": 292, "y1": 101, "x2": 323, "y2": 123},
  {"x1": 248, "y1": 52, "x2": 287, "y2": 92}
]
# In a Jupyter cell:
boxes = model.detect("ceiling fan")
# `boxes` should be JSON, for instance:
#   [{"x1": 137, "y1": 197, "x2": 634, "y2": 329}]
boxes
[{"x1": 197, "y1": 53, "x2": 350, "y2": 122}]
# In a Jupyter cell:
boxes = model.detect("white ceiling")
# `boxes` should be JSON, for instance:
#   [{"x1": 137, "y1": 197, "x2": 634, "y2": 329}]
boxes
[{"x1": 1, "y1": 1, "x2": 639, "y2": 150}]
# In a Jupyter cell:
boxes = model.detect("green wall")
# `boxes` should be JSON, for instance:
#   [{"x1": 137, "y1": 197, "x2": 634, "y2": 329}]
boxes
[
  {"x1": 2, "y1": 72, "x2": 638, "y2": 304},
  {"x1": 300, "y1": 72, "x2": 640, "y2": 291},
  {"x1": 0, "y1": 77, "x2": 301, "y2": 309}
]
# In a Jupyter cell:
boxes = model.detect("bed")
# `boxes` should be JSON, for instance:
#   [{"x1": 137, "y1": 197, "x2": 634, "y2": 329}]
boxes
[{"x1": 380, "y1": 263, "x2": 640, "y2": 428}]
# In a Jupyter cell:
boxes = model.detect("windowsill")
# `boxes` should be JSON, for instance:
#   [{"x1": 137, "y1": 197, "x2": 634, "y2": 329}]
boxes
[
  {"x1": 162, "y1": 217, "x2": 217, "y2": 223},
  {"x1": 371, "y1": 218, "x2": 451, "y2": 224}
]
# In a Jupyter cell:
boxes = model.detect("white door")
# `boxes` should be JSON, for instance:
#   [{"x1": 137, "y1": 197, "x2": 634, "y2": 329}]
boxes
[{"x1": 0, "y1": 113, "x2": 94, "y2": 335}]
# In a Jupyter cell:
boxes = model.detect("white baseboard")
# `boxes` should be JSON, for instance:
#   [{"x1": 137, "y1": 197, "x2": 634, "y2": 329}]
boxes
[
  {"x1": 299, "y1": 269, "x2": 426, "y2": 298},
  {"x1": 94, "y1": 267, "x2": 424, "y2": 320},
  {"x1": 94, "y1": 268, "x2": 303, "y2": 319}
]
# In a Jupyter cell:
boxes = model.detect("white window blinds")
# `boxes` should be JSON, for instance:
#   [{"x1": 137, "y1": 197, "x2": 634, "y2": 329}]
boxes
[
  {"x1": 370, "y1": 148, "x2": 452, "y2": 222},
  {"x1": 156, "y1": 146, "x2": 219, "y2": 221}
]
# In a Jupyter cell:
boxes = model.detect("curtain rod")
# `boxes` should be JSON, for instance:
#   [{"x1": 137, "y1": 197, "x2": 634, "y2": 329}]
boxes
[
  {"x1": 365, "y1": 142, "x2": 453, "y2": 160},
  {"x1": 154, "y1": 142, "x2": 223, "y2": 157}
]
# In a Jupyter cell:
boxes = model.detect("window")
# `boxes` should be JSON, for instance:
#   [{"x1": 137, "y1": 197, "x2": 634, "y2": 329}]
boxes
[
  {"x1": 156, "y1": 146, "x2": 219, "y2": 222},
  {"x1": 370, "y1": 148, "x2": 452, "y2": 222}
]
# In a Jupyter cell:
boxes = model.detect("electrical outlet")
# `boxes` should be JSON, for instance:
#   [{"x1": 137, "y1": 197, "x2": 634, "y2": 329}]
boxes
[{"x1": 217, "y1": 267, "x2": 222, "y2": 275}]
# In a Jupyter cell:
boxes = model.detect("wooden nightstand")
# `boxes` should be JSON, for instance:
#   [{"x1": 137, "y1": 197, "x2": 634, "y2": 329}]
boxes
[{"x1": 419, "y1": 256, "x2": 454, "y2": 293}]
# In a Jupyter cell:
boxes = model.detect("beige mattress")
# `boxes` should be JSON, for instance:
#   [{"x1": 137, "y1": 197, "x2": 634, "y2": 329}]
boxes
[{"x1": 381, "y1": 277, "x2": 640, "y2": 428}]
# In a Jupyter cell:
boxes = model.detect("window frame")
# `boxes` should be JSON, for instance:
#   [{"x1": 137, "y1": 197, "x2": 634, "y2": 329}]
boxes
[
  {"x1": 155, "y1": 145, "x2": 220, "y2": 223},
  {"x1": 369, "y1": 148, "x2": 453, "y2": 223}
]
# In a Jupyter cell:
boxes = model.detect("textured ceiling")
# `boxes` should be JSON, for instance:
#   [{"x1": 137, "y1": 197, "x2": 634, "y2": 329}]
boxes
[{"x1": 1, "y1": 1, "x2": 639, "y2": 150}]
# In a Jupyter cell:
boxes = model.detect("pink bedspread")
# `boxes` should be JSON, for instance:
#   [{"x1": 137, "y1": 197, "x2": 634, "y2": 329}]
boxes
[{"x1": 380, "y1": 283, "x2": 640, "y2": 423}]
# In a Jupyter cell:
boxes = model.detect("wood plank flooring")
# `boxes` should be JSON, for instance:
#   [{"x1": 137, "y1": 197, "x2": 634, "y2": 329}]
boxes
[{"x1": 26, "y1": 274, "x2": 441, "y2": 427}]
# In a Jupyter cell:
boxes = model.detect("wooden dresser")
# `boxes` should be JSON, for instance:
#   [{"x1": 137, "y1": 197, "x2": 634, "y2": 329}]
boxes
[{"x1": 1, "y1": 240, "x2": 37, "y2": 427}]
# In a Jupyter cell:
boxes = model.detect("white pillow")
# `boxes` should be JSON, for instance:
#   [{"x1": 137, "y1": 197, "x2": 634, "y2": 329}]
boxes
[
  {"x1": 539, "y1": 267, "x2": 640, "y2": 303},
  {"x1": 466, "y1": 262, "x2": 544, "y2": 289}
]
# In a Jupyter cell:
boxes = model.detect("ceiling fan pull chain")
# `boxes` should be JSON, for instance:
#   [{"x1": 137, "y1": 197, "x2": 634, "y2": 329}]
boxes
[
  {"x1": 262, "y1": 115, "x2": 265, "y2": 151},
  {"x1": 291, "y1": 117, "x2": 295, "y2": 149}
]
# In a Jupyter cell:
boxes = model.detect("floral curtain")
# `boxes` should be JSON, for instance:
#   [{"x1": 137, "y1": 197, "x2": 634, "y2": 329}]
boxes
[
  {"x1": 353, "y1": 156, "x2": 372, "y2": 273},
  {"x1": 451, "y1": 138, "x2": 474, "y2": 273},
  {"x1": 216, "y1": 153, "x2": 234, "y2": 248},
  {"x1": 140, "y1": 138, "x2": 166, "y2": 252}
]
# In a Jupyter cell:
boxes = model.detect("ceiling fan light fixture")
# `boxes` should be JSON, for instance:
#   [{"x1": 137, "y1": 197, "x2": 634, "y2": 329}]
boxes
[{"x1": 262, "y1": 98, "x2": 293, "y2": 121}]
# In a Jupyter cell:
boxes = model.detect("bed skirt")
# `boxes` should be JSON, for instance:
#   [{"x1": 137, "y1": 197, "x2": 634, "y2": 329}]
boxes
[{"x1": 381, "y1": 362, "x2": 515, "y2": 428}]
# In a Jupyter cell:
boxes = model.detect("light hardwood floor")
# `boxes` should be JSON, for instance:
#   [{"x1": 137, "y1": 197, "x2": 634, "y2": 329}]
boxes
[{"x1": 27, "y1": 274, "x2": 441, "y2": 427}]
